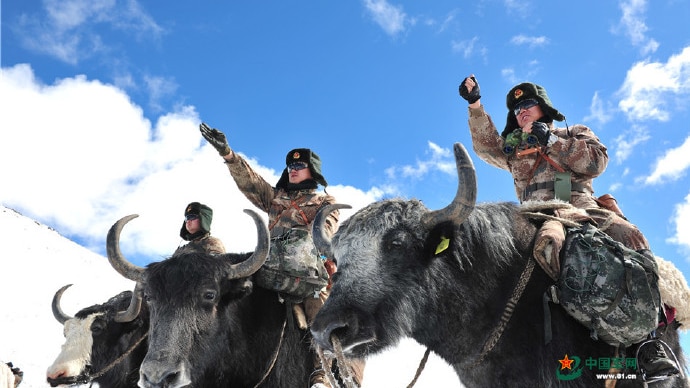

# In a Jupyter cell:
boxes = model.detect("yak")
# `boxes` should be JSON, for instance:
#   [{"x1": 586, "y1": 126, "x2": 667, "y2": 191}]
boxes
[
  {"x1": 46, "y1": 283, "x2": 148, "y2": 388},
  {"x1": 310, "y1": 142, "x2": 688, "y2": 388},
  {"x1": 106, "y1": 209, "x2": 320, "y2": 388}
]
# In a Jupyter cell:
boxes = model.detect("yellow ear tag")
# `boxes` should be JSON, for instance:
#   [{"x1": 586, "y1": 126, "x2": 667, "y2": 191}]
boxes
[{"x1": 435, "y1": 236, "x2": 450, "y2": 255}]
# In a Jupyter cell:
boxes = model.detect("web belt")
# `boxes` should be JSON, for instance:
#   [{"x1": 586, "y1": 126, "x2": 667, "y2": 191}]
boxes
[{"x1": 521, "y1": 180, "x2": 588, "y2": 202}]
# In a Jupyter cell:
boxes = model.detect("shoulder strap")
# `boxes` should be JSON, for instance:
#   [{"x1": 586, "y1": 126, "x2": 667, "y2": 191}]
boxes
[{"x1": 268, "y1": 199, "x2": 310, "y2": 231}]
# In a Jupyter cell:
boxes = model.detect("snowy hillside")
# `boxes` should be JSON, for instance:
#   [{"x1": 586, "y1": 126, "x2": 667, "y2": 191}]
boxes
[{"x1": 0, "y1": 206, "x2": 462, "y2": 387}]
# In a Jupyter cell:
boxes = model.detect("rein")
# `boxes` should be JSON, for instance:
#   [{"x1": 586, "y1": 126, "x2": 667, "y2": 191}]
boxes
[
  {"x1": 87, "y1": 331, "x2": 148, "y2": 385},
  {"x1": 472, "y1": 257, "x2": 536, "y2": 366},
  {"x1": 252, "y1": 304, "x2": 288, "y2": 388}
]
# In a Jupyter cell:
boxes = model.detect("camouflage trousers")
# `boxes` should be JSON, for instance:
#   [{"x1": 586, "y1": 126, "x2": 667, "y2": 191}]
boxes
[{"x1": 588, "y1": 210, "x2": 650, "y2": 252}]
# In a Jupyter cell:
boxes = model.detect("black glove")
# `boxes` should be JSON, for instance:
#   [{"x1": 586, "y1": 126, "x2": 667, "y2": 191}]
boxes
[
  {"x1": 459, "y1": 76, "x2": 481, "y2": 104},
  {"x1": 200, "y1": 123, "x2": 232, "y2": 156},
  {"x1": 530, "y1": 121, "x2": 551, "y2": 146}
]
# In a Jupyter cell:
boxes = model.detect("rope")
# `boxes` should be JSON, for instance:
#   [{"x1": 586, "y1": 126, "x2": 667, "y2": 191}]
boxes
[
  {"x1": 331, "y1": 336, "x2": 358, "y2": 388},
  {"x1": 406, "y1": 348, "x2": 431, "y2": 388},
  {"x1": 89, "y1": 331, "x2": 148, "y2": 381},
  {"x1": 252, "y1": 305, "x2": 288, "y2": 388},
  {"x1": 473, "y1": 258, "x2": 535, "y2": 366}
]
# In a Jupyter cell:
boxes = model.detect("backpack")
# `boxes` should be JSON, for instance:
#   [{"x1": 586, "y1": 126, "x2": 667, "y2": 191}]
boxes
[
  {"x1": 543, "y1": 222, "x2": 661, "y2": 347},
  {"x1": 254, "y1": 228, "x2": 329, "y2": 299}
]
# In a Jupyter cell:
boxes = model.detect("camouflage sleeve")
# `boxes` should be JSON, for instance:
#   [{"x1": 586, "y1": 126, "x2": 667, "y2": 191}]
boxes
[
  {"x1": 467, "y1": 105, "x2": 510, "y2": 170},
  {"x1": 549, "y1": 124, "x2": 608, "y2": 178},
  {"x1": 204, "y1": 236, "x2": 226, "y2": 254},
  {"x1": 319, "y1": 194, "x2": 339, "y2": 238},
  {"x1": 223, "y1": 151, "x2": 276, "y2": 213}
]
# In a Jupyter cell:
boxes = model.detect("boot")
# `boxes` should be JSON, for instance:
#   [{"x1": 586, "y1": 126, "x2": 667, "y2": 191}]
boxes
[{"x1": 638, "y1": 340, "x2": 680, "y2": 380}]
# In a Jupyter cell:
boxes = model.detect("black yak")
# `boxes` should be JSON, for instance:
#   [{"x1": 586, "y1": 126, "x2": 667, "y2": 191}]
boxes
[
  {"x1": 107, "y1": 209, "x2": 320, "y2": 388},
  {"x1": 310, "y1": 143, "x2": 687, "y2": 387}
]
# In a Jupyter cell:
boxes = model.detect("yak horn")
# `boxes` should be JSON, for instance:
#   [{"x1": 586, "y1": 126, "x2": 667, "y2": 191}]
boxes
[
  {"x1": 114, "y1": 283, "x2": 144, "y2": 323},
  {"x1": 312, "y1": 204, "x2": 352, "y2": 260},
  {"x1": 222, "y1": 209, "x2": 270, "y2": 279},
  {"x1": 421, "y1": 143, "x2": 477, "y2": 228},
  {"x1": 107, "y1": 214, "x2": 146, "y2": 283},
  {"x1": 51, "y1": 284, "x2": 74, "y2": 324}
]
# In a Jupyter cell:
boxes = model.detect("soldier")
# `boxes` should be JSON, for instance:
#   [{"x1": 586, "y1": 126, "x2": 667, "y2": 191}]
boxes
[
  {"x1": 199, "y1": 123, "x2": 365, "y2": 388},
  {"x1": 174, "y1": 201, "x2": 226, "y2": 256},
  {"x1": 458, "y1": 75, "x2": 679, "y2": 379}
]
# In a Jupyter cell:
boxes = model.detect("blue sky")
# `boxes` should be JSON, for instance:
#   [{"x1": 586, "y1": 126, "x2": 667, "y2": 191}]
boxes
[{"x1": 1, "y1": 0, "x2": 690, "y2": 383}]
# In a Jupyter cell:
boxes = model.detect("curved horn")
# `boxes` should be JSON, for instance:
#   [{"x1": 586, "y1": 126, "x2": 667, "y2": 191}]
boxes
[
  {"x1": 222, "y1": 209, "x2": 270, "y2": 279},
  {"x1": 114, "y1": 283, "x2": 144, "y2": 323},
  {"x1": 106, "y1": 214, "x2": 145, "y2": 283},
  {"x1": 421, "y1": 143, "x2": 477, "y2": 228},
  {"x1": 312, "y1": 203, "x2": 352, "y2": 259},
  {"x1": 52, "y1": 284, "x2": 74, "y2": 324}
]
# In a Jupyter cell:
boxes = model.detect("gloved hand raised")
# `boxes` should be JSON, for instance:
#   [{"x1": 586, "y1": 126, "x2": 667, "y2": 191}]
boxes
[
  {"x1": 200, "y1": 123, "x2": 232, "y2": 156},
  {"x1": 459, "y1": 76, "x2": 481, "y2": 104},
  {"x1": 529, "y1": 121, "x2": 551, "y2": 146}
]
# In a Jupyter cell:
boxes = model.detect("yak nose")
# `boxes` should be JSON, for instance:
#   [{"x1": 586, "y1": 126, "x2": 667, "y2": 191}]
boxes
[{"x1": 138, "y1": 356, "x2": 191, "y2": 388}]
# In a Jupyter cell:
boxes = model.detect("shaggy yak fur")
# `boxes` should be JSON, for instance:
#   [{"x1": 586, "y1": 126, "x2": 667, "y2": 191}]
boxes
[
  {"x1": 312, "y1": 193, "x2": 688, "y2": 387},
  {"x1": 139, "y1": 251, "x2": 315, "y2": 387}
]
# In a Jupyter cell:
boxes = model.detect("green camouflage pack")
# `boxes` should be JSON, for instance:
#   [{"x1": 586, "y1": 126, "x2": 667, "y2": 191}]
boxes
[
  {"x1": 254, "y1": 228, "x2": 328, "y2": 299},
  {"x1": 544, "y1": 223, "x2": 661, "y2": 347}
]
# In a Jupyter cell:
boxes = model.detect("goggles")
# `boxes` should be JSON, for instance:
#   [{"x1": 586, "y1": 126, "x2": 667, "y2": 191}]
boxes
[
  {"x1": 185, "y1": 214, "x2": 199, "y2": 221},
  {"x1": 287, "y1": 162, "x2": 309, "y2": 172},
  {"x1": 513, "y1": 99, "x2": 539, "y2": 116}
]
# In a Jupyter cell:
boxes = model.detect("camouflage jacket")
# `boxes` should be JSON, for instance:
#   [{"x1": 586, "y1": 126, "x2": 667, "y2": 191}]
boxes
[
  {"x1": 468, "y1": 105, "x2": 608, "y2": 208},
  {"x1": 173, "y1": 234, "x2": 226, "y2": 256},
  {"x1": 223, "y1": 152, "x2": 339, "y2": 239}
]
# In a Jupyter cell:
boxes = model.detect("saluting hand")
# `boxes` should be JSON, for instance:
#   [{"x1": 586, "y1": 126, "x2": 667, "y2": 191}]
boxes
[{"x1": 200, "y1": 123, "x2": 232, "y2": 157}]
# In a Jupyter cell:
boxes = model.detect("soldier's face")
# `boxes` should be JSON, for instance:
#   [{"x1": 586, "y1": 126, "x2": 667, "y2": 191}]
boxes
[
  {"x1": 289, "y1": 165, "x2": 312, "y2": 184},
  {"x1": 516, "y1": 104, "x2": 545, "y2": 128},
  {"x1": 185, "y1": 218, "x2": 201, "y2": 234}
]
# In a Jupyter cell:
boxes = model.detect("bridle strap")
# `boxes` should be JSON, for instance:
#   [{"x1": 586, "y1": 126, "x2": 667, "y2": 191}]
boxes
[
  {"x1": 252, "y1": 304, "x2": 288, "y2": 388},
  {"x1": 88, "y1": 331, "x2": 148, "y2": 382},
  {"x1": 473, "y1": 257, "x2": 536, "y2": 366}
]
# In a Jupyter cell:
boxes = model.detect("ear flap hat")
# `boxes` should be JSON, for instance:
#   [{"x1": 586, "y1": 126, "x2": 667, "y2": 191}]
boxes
[
  {"x1": 502, "y1": 82, "x2": 566, "y2": 137},
  {"x1": 276, "y1": 148, "x2": 328, "y2": 189}
]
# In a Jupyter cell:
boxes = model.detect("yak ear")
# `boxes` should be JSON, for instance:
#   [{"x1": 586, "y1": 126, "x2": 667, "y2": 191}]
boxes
[
  {"x1": 222, "y1": 277, "x2": 254, "y2": 301},
  {"x1": 424, "y1": 222, "x2": 456, "y2": 259}
]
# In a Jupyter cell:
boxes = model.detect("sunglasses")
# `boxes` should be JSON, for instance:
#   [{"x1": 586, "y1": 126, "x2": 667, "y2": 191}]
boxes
[
  {"x1": 185, "y1": 214, "x2": 199, "y2": 221},
  {"x1": 513, "y1": 99, "x2": 539, "y2": 116},
  {"x1": 287, "y1": 162, "x2": 309, "y2": 172}
]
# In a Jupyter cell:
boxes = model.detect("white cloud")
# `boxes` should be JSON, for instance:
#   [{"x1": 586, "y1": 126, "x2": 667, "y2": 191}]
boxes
[
  {"x1": 611, "y1": 124, "x2": 650, "y2": 163},
  {"x1": 0, "y1": 64, "x2": 381, "y2": 263},
  {"x1": 510, "y1": 34, "x2": 549, "y2": 48},
  {"x1": 14, "y1": 0, "x2": 164, "y2": 64},
  {"x1": 669, "y1": 192, "x2": 690, "y2": 255},
  {"x1": 584, "y1": 91, "x2": 613, "y2": 124},
  {"x1": 644, "y1": 135, "x2": 690, "y2": 185},
  {"x1": 615, "y1": 0, "x2": 659, "y2": 55},
  {"x1": 451, "y1": 37, "x2": 487, "y2": 61},
  {"x1": 362, "y1": 0, "x2": 410, "y2": 37},
  {"x1": 385, "y1": 141, "x2": 455, "y2": 180},
  {"x1": 617, "y1": 46, "x2": 690, "y2": 122}
]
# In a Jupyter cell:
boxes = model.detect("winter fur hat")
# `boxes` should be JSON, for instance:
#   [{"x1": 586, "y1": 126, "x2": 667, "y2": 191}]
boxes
[
  {"x1": 180, "y1": 202, "x2": 213, "y2": 240},
  {"x1": 276, "y1": 148, "x2": 328, "y2": 188},
  {"x1": 502, "y1": 82, "x2": 566, "y2": 137}
]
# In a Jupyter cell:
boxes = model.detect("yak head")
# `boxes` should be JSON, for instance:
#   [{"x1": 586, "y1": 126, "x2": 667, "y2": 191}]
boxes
[
  {"x1": 46, "y1": 283, "x2": 147, "y2": 387},
  {"x1": 310, "y1": 143, "x2": 479, "y2": 359},
  {"x1": 106, "y1": 209, "x2": 269, "y2": 388}
]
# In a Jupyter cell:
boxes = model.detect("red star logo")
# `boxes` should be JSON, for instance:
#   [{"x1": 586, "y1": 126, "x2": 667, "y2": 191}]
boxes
[{"x1": 558, "y1": 354, "x2": 575, "y2": 370}]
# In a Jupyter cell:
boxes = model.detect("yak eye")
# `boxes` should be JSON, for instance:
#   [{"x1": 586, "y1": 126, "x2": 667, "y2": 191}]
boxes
[
  {"x1": 203, "y1": 291, "x2": 216, "y2": 301},
  {"x1": 91, "y1": 318, "x2": 106, "y2": 335}
]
